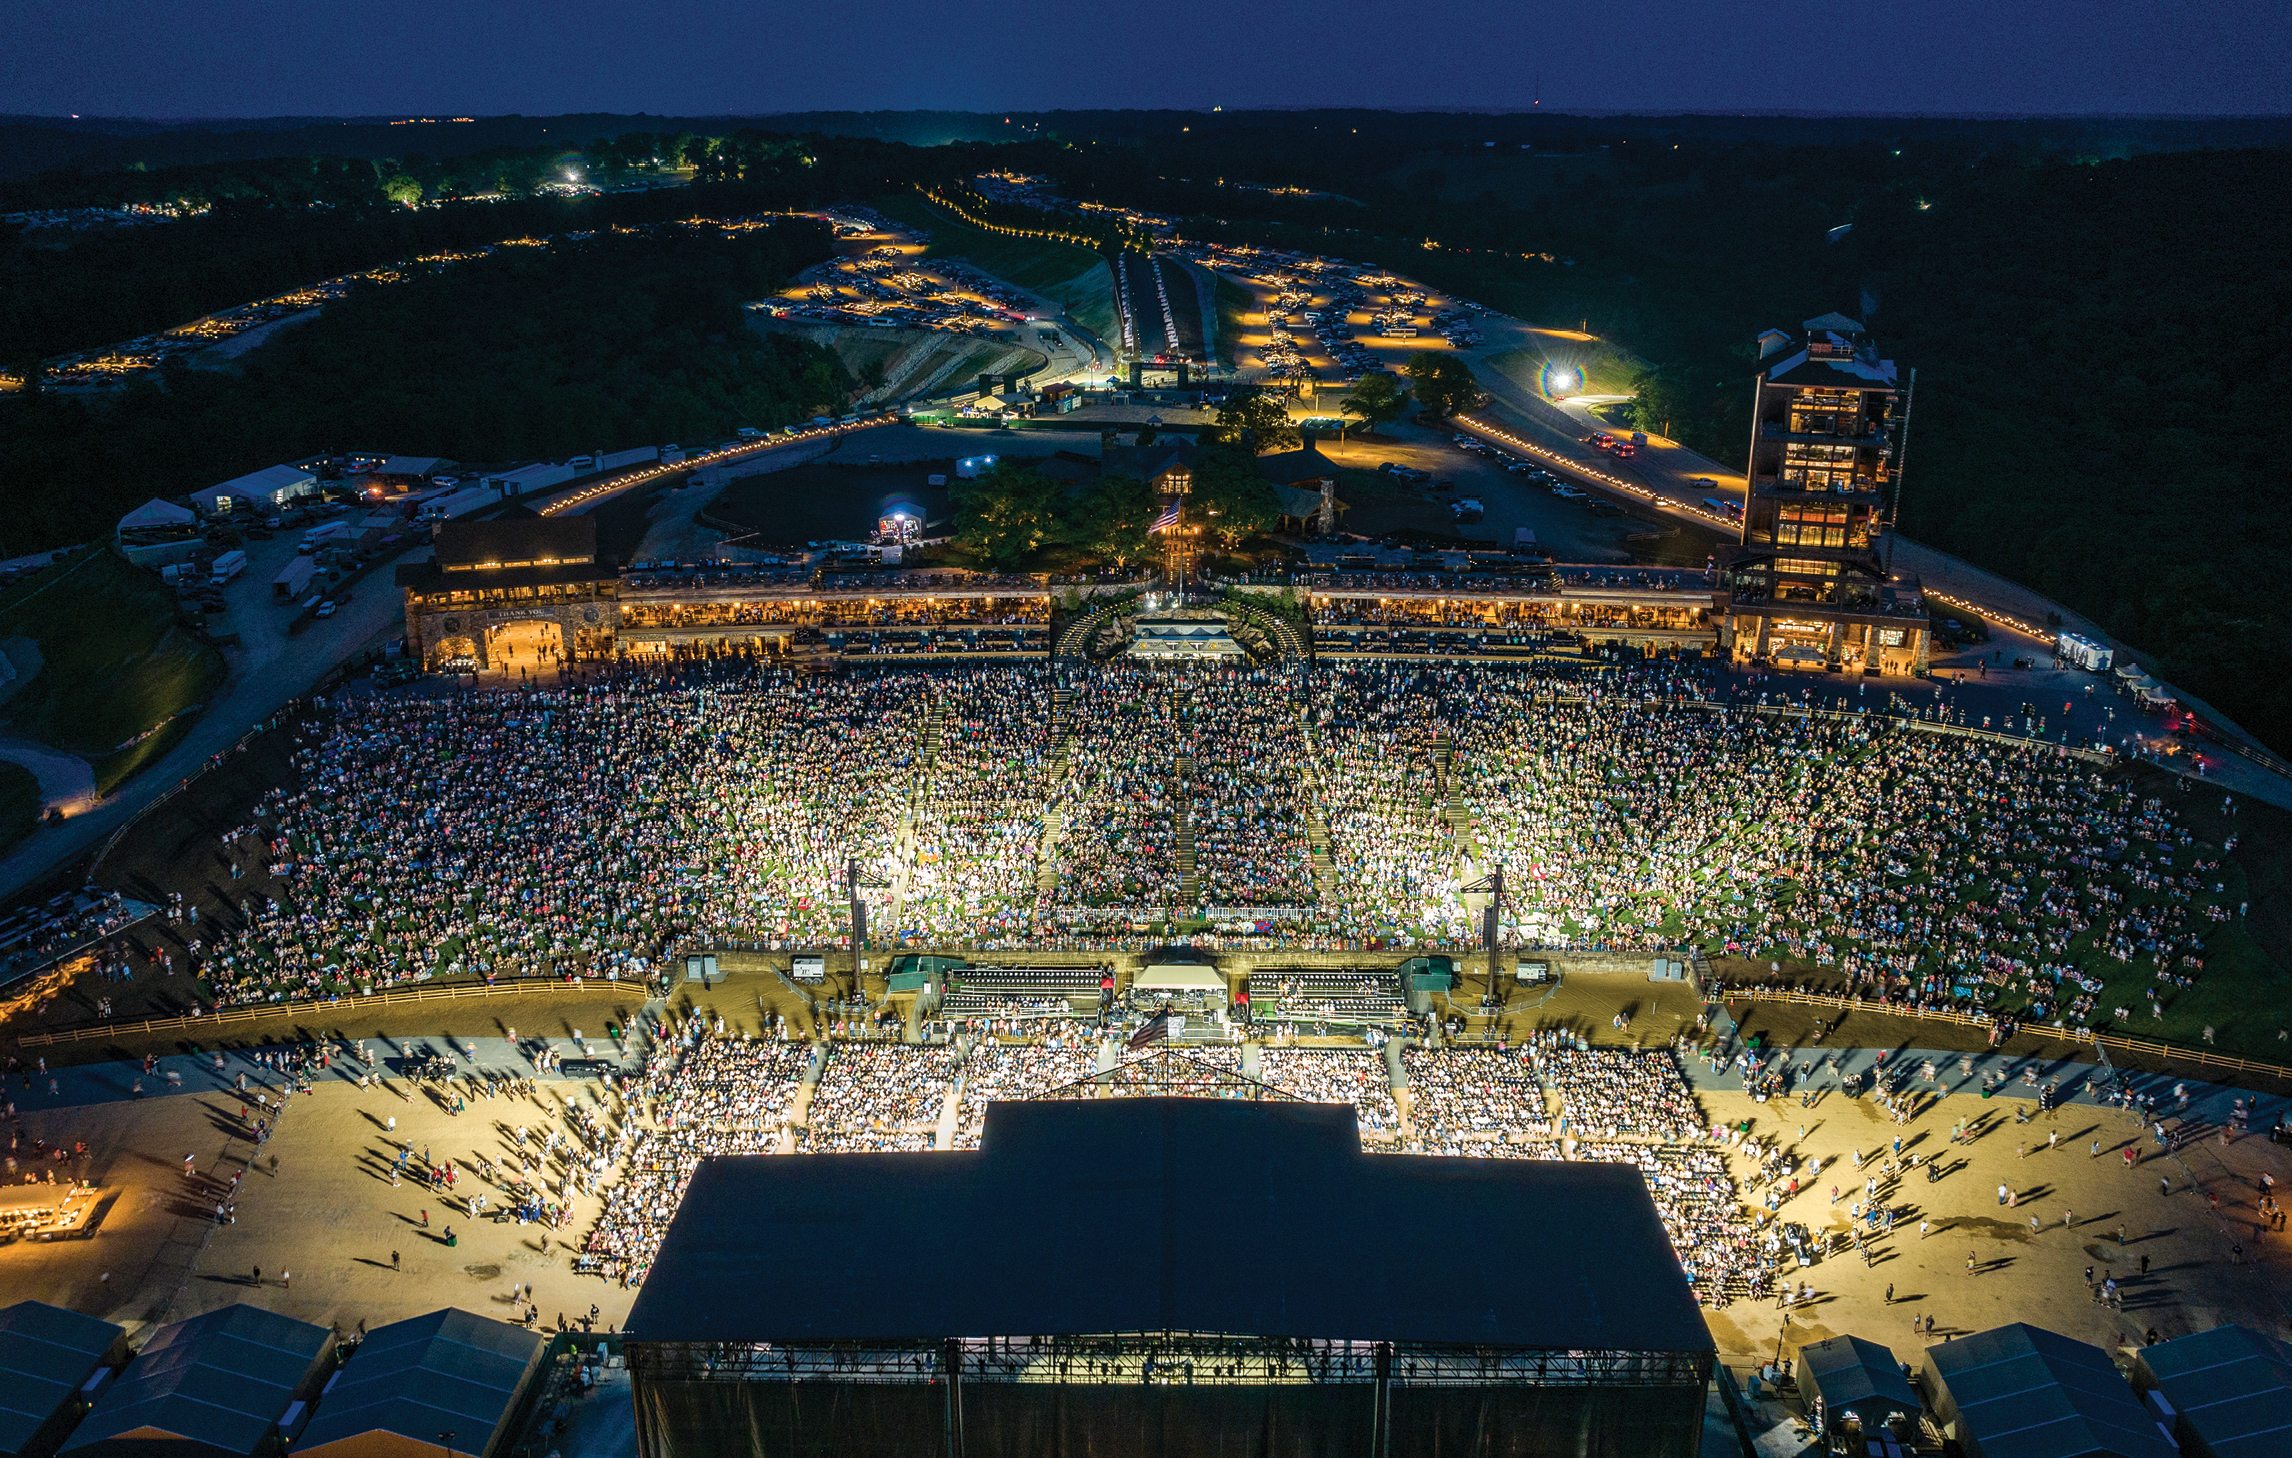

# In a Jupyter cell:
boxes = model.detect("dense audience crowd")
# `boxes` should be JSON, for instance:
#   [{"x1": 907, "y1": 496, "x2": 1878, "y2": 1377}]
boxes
[
  {"x1": 950, "y1": 1036, "x2": 1101, "y2": 1146},
  {"x1": 581, "y1": 1033, "x2": 809, "y2": 1284},
  {"x1": 157, "y1": 656, "x2": 2218, "y2": 1042},
  {"x1": 1543, "y1": 1047, "x2": 1706, "y2": 1142},
  {"x1": 1258, "y1": 1048, "x2": 1401, "y2": 1136},
  {"x1": 800, "y1": 1043, "x2": 953, "y2": 1151},
  {"x1": 1401, "y1": 1048, "x2": 1551, "y2": 1142}
]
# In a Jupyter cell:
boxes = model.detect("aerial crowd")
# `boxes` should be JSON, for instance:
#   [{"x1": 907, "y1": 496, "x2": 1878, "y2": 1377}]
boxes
[
  {"x1": 571, "y1": 1021, "x2": 1769, "y2": 1302},
  {"x1": 156, "y1": 655, "x2": 2221, "y2": 1041}
]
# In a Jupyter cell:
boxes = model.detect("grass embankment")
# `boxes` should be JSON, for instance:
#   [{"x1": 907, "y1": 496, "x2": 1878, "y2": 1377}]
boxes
[
  {"x1": 1042, "y1": 264, "x2": 1119, "y2": 345},
  {"x1": 0, "y1": 762, "x2": 40, "y2": 854},
  {"x1": 1483, "y1": 341, "x2": 1643, "y2": 401},
  {"x1": 0, "y1": 549, "x2": 225, "y2": 794},
  {"x1": 874, "y1": 192, "x2": 1118, "y2": 343},
  {"x1": 1712, "y1": 764, "x2": 2292, "y2": 1064},
  {"x1": 874, "y1": 192, "x2": 1105, "y2": 292},
  {"x1": 1214, "y1": 275, "x2": 1254, "y2": 367}
]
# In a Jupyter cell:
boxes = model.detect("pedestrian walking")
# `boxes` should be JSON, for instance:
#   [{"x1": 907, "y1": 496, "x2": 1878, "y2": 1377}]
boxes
[
  {"x1": 391, "y1": 1250, "x2": 400, "y2": 1270},
  {"x1": 1884, "y1": 1282, "x2": 1894, "y2": 1305}
]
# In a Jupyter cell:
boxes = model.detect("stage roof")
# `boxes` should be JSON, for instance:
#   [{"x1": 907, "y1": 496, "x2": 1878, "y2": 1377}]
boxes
[{"x1": 630, "y1": 1098, "x2": 1712, "y2": 1354}]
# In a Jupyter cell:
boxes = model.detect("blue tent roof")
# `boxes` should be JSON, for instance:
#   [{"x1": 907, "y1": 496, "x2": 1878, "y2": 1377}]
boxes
[
  {"x1": 1801, "y1": 1334, "x2": 1921, "y2": 1427},
  {"x1": 295, "y1": 1309, "x2": 545, "y2": 1458},
  {"x1": 2138, "y1": 1325, "x2": 2292, "y2": 1458},
  {"x1": 1925, "y1": 1324, "x2": 2174, "y2": 1458},
  {"x1": 63, "y1": 1304, "x2": 330, "y2": 1458},
  {"x1": 0, "y1": 1302, "x2": 126, "y2": 1458}
]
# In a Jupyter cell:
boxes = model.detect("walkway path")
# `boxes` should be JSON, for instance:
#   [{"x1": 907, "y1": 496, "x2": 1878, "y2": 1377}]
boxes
[{"x1": 0, "y1": 734, "x2": 97, "y2": 815}]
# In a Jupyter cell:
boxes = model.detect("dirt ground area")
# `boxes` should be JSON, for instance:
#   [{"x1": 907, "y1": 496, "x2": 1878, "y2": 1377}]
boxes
[
  {"x1": 156, "y1": 1075, "x2": 635, "y2": 1339},
  {"x1": 10, "y1": 1036, "x2": 2287, "y2": 1366},
  {"x1": 1698, "y1": 1084, "x2": 2292, "y2": 1366},
  {"x1": 1, "y1": 1093, "x2": 265, "y2": 1335}
]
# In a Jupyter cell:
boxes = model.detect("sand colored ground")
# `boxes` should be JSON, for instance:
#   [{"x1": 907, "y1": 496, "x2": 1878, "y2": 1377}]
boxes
[
  {"x1": 1697, "y1": 1085, "x2": 2292, "y2": 1366},
  {"x1": 8, "y1": 1039, "x2": 2288, "y2": 1369}
]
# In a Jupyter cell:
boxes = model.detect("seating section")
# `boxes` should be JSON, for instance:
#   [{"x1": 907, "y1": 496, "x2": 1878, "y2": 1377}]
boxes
[{"x1": 1247, "y1": 968, "x2": 1407, "y2": 1027}]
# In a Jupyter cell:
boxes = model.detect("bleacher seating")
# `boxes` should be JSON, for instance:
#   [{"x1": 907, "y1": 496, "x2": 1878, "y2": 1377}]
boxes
[
  {"x1": 1245, "y1": 968, "x2": 1406, "y2": 1026},
  {"x1": 936, "y1": 965, "x2": 1108, "y2": 1022}
]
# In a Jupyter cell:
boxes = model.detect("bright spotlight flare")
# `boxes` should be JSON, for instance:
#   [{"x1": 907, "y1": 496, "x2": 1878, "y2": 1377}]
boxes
[{"x1": 1544, "y1": 366, "x2": 1581, "y2": 396}]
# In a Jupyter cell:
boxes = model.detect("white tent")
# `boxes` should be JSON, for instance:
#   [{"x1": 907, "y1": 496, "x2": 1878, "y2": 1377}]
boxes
[
  {"x1": 116, "y1": 497, "x2": 195, "y2": 533},
  {"x1": 1133, "y1": 964, "x2": 1227, "y2": 996}
]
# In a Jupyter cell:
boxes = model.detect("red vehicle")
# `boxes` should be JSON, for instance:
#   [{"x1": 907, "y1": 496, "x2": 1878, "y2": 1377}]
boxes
[{"x1": 1609, "y1": 442, "x2": 1638, "y2": 459}]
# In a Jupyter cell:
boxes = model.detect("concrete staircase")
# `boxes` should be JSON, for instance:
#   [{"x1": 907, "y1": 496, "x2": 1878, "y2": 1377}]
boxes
[
  {"x1": 1033, "y1": 686, "x2": 1076, "y2": 900},
  {"x1": 1175, "y1": 753, "x2": 1200, "y2": 908}
]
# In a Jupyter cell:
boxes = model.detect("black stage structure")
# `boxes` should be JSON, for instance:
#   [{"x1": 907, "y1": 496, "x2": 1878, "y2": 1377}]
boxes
[{"x1": 625, "y1": 1099, "x2": 1714, "y2": 1458}]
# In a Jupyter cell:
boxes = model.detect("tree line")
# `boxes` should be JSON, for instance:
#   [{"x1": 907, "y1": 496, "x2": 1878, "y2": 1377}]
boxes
[{"x1": 0, "y1": 224, "x2": 853, "y2": 553}]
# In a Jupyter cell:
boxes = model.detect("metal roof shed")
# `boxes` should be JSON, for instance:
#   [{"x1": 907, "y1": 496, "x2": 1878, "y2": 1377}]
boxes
[
  {"x1": 1923, "y1": 1324, "x2": 2175, "y2": 1458},
  {"x1": 293, "y1": 1309, "x2": 546, "y2": 1458},
  {"x1": 2134, "y1": 1324, "x2": 2292, "y2": 1458},
  {"x1": 1800, "y1": 1334, "x2": 1922, "y2": 1434},
  {"x1": 61, "y1": 1304, "x2": 333, "y2": 1458},
  {"x1": 0, "y1": 1302, "x2": 129, "y2": 1458}
]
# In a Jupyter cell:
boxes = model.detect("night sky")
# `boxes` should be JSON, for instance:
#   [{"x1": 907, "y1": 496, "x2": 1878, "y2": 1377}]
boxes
[{"x1": 4, "y1": 0, "x2": 2287, "y2": 118}]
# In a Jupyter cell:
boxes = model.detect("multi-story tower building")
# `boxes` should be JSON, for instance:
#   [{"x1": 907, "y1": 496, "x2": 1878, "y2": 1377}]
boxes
[{"x1": 1723, "y1": 313, "x2": 1930, "y2": 675}]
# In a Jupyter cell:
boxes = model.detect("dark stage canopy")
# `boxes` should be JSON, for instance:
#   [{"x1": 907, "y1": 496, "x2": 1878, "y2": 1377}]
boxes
[{"x1": 629, "y1": 1098, "x2": 1712, "y2": 1353}]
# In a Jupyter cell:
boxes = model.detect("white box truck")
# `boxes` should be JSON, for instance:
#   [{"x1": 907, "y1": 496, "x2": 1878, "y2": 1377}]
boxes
[
  {"x1": 272, "y1": 556, "x2": 317, "y2": 601},
  {"x1": 2056, "y1": 631, "x2": 2114, "y2": 673},
  {"x1": 208, "y1": 549, "x2": 247, "y2": 587}
]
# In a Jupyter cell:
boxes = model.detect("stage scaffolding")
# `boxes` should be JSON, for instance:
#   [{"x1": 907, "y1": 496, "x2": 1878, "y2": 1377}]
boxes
[
  {"x1": 1036, "y1": 1044, "x2": 1303, "y2": 1102},
  {"x1": 631, "y1": 1335, "x2": 1708, "y2": 1389},
  {"x1": 632, "y1": 1336, "x2": 1710, "y2": 1458}
]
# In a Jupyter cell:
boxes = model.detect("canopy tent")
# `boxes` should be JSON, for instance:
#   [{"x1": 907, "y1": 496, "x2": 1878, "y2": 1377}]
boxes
[
  {"x1": 63, "y1": 1304, "x2": 332, "y2": 1458},
  {"x1": 1924, "y1": 1323, "x2": 2174, "y2": 1458},
  {"x1": 1801, "y1": 1334, "x2": 1921, "y2": 1433},
  {"x1": 0, "y1": 1302, "x2": 128, "y2": 1458},
  {"x1": 2135, "y1": 1324, "x2": 2292, "y2": 1458},
  {"x1": 293, "y1": 1308, "x2": 545, "y2": 1458},
  {"x1": 1132, "y1": 964, "x2": 1228, "y2": 996},
  {"x1": 115, "y1": 498, "x2": 196, "y2": 533}
]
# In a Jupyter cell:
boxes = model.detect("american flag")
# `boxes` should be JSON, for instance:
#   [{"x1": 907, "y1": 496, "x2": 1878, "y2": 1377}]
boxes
[
  {"x1": 1127, "y1": 1009, "x2": 1175, "y2": 1051},
  {"x1": 1149, "y1": 498, "x2": 1183, "y2": 535}
]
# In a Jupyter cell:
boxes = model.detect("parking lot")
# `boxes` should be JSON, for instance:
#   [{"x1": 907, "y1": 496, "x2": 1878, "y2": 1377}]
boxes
[
  {"x1": 1182, "y1": 242, "x2": 1483, "y2": 395},
  {"x1": 1298, "y1": 417, "x2": 1728, "y2": 563}
]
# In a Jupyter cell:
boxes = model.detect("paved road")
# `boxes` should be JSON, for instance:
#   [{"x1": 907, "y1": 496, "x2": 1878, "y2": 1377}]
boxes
[
  {"x1": 0, "y1": 734, "x2": 97, "y2": 816},
  {"x1": 0, "y1": 557, "x2": 409, "y2": 905}
]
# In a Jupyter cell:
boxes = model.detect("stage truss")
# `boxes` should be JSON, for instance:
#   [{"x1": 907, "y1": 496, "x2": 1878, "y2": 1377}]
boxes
[{"x1": 1036, "y1": 1044, "x2": 1304, "y2": 1101}]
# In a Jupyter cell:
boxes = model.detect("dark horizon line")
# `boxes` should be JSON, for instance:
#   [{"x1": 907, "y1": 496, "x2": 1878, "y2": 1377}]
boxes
[{"x1": 7, "y1": 105, "x2": 2291, "y2": 127}]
